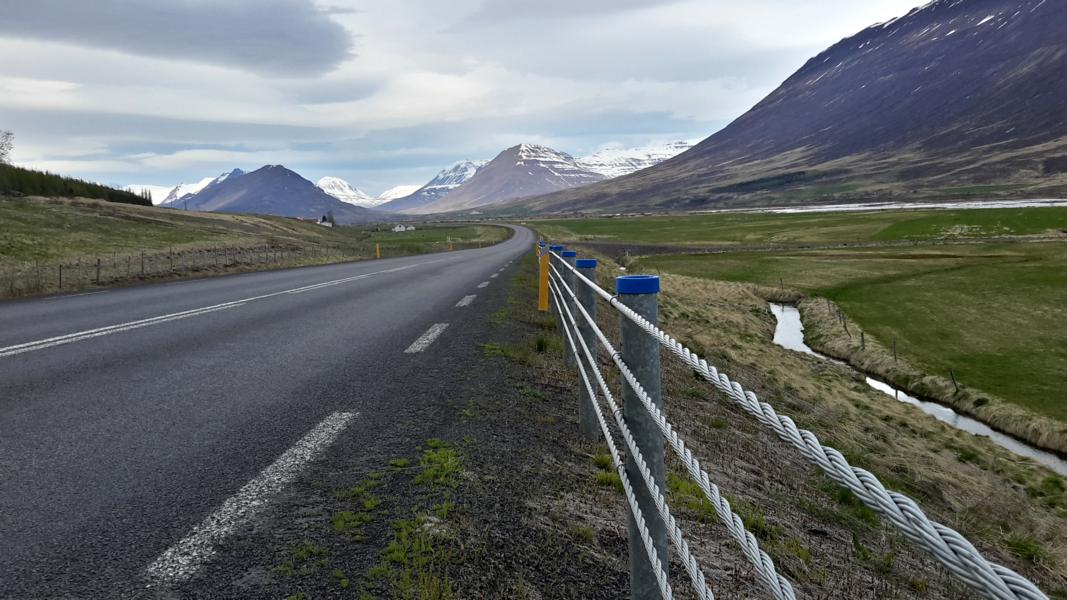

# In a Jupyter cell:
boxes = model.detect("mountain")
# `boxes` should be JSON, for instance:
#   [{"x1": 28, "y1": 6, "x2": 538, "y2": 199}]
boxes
[
  {"x1": 376, "y1": 160, "x2": 487, "y2": 213},
  {"x1": 576, "y1": 141, "x2": 693, "y2": 179},
  {"x1": 316, "y1": 176, "x2": 378, "y2": 207},
  {"x1": 512, "y1": 0, "x2": 1067, "y2": 214},
  {"x1": 162, "y1": 169, "x2": 245, "y2": 207},
  {"x1": 377, "y1": 185, "x2": 421, "y2": 202},
  {"x1": 179, "y1": 165, "x2": 375, "y2": 223},
  {"x1": 415, "y1": 145, "x2": 604, "y2": 214}
]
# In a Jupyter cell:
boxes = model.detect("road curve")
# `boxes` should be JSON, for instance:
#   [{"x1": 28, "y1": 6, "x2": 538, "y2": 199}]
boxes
[{"x1": 0, "y1": 225, "x2": 533, "y2": 596}]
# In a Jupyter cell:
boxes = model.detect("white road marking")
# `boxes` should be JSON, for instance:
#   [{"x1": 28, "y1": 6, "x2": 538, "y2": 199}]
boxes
[
  {"x1": 455, "y1": 294, "x2": 476, "y2": 307},
  {"x1": 146, "y1": 412, "x2": 358, "y2": 584},
  {"x1": 404, "y1": 323, "x2": 449, "y2": 353},
  {"x1": 477, "y1": 281, "x2": 489, "y2": 288},
  {"x1": 490, "y1": 273, "x2": 498, "y2": 278},
  {"x1": 42, "y1": 290, "x2": 108, "y2": 300},
  {"x1": 0, "y1": 260, "x2": 442, "y2": 359}
]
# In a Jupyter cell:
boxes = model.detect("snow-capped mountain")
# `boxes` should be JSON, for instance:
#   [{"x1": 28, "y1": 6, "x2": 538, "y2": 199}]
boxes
[
  {"x1": 415, "y1": 144, "x2": 604, "y2": 214},
  {"x1": 162, "y1": 169, "x2": 245, "y2": 206},
  {"x1": 376, "y1": 160, "x2": 488, "y2": 213},
  {"x1": 316, "y1": 176, "x2": 380, "y2": 207},
  {"x1": 577, "y1": 141, "x2": 693, "y2": 179},
  {"x1": 377, "y1": 185, "x2": 421, "y2": 201}
]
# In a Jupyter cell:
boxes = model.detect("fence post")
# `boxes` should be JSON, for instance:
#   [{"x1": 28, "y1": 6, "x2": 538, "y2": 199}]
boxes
[
  {"x1": 58, "y1": 264, "x2": 63, "y2": 289},
  {"x1": 561, "y1": 251, "x2": 578, "y2": 367},
  {"x1": 576, "y1": 258, "x2": 599, "y2": 440},
  {"x1": 538, "y1": 242, "x2": 549, "y2": 312},
  {"x1": 95, "y1": 257, "x2": 101, "y2": 284},
  {"x1": 548, "y1": 245, "x2": 565, "y2": 328},
  {"x1": 376, "y1": 243, "x2": 381, "y2": 259},
  {"x1": 617, "y1": 274, "x2": 666, "y2": 600}
]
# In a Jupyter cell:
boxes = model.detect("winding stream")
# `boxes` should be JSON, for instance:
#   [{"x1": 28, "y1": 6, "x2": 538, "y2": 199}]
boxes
[{"x1": 768, "y1": 303, "x2": 1067, "y2": 476}]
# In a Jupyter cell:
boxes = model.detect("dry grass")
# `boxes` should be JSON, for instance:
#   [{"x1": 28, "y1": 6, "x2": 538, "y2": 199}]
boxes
[{"x1": 564, "y1": 247, "x2": 1066, "y2": 597}]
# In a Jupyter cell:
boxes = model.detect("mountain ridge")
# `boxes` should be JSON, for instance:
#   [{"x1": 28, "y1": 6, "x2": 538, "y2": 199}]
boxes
[
  {"x1": 507, "y1": 0, "x2": 1067, "y2": 214},
  {"x1": 414, "y1": 144, "x2": 603, "y2": 214}
]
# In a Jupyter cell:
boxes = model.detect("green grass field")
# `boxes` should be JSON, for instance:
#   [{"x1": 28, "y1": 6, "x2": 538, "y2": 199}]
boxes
[
  {"x1": 535, "y1": 206, "x2": 1067, "y2": 246},
  {"x1": 635, "y1": 241, "x2": 1067, "y2": 421},
  {"x1": 0, "y1": 196, "x2": 506, "y2": 264}
]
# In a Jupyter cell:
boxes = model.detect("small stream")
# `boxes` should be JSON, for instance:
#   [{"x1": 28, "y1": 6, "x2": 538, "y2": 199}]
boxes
[{"x1": 769, "y1": 303, "x2": 1067, "y2": 476}]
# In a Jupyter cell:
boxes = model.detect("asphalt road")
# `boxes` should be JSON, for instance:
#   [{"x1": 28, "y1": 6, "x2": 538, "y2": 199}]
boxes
[{"x1": 0, "y1": 225, "x2": 533, "y2": 597}]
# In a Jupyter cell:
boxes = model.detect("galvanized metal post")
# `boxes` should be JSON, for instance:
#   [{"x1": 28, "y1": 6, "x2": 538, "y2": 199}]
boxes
[
  {"x1": 617, "y1": 275, "x2": 666, "y2": 600},
  {"x1": 576, "y1": 258, "x2": 599, "y2": 440},
  {"x1": 548, "y1": 245, "x2": 565, "y2": 329},
  {"x1": 538, "y1": 242, "x2": 549, "y2": 312},
  {"x1": 561, "y1": 251, "x2": 578, "y2": 367}
]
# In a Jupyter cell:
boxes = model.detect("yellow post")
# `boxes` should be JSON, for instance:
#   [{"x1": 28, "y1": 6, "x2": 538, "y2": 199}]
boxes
[
  {"x1": 375, "y1": 243, "x2": 381, "y2": 259},
  {"x1": 538, "y1": 253, "x2": 550, "y2": 311}
]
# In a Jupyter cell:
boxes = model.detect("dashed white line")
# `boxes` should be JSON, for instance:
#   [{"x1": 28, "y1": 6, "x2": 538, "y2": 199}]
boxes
[
  {"x1": 490, "y1": 273, "x2": 498, "y2": 279},
  {"x1": 477, "y1": 281, "x2": 489, "y2": 288},
  {"x1": 404, "y1": 322, "x2": 449, "y2": 353},
  {"x1": 146, "y1": 411, "x2": 358, "y2": 584},
  {"x1": 0, "y1": 260, "x2": 441, "y2": 359},
  {"x1": 455, "y1": 295, "x2": 476, "y2": 307}
]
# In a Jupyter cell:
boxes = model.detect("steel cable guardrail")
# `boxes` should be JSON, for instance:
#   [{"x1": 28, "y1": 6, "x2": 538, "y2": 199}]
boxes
[
  {"x1": 547, "y1": 276, "x2": 675, "y2": 600},
  {"x1": 547, "y1": 248, "x2": 1048, "y2": 600},
  {"x1": 549, "y1": 263, "x2": 795, "y2": 600},
  {"x1": 549, "y1": 275, "x2": 716, "y2": 600}
]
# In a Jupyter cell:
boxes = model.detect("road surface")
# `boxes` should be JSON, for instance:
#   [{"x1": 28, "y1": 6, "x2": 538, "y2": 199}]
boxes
[{"x1": 0, "y1": 225, "x2": 533, "y2": 597}]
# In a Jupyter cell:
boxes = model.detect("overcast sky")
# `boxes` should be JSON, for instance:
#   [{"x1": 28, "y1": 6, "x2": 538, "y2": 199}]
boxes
[{"x1": 0, "y1": 0, "x2": 922, "y2": 198}]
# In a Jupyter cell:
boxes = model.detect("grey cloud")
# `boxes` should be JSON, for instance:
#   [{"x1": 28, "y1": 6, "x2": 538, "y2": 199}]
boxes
[
  {"x1": 460, "y1": 0, "x2": 683, "y2": 25},
  {"x1": 0, "y1": 0, "x2": 353, "y2": 76}
]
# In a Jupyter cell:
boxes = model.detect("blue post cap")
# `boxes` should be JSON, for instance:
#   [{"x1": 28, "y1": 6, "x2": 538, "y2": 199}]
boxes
[
  {"x1": 575, "y1": 258, "x2": 597, "y2": 268},
  {"x1": 561, "y1": 250, "x2": 577, "y2": 258},
  {"x1": 538, "y1": 241, "x2": 546, "y2": 247},
  {"x1": 549, "y1": 245, "x2": 565, "y2": 251},
  {"x1": 616, "y1": 275, "x2": 660, "y2": 294}
]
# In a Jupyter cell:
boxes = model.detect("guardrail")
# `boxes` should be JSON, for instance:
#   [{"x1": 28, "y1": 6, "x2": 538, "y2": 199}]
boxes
[{"x1": 535, "y1": 241, "x2": 1048, "y2": 600}]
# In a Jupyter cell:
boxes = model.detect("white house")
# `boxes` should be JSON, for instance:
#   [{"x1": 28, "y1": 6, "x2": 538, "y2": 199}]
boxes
[
  {"x1": 317, "y1": 215, "x2": 334, "y2": 227},
  {"x1": 392, "y1": 224, "x2": 416, "y2": 232}
]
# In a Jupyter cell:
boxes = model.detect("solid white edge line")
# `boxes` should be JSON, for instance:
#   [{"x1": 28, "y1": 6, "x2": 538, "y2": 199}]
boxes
[
  {"x1": 146, "y1": 411, "x2": 358, "y2": 584},
  {"x1": 404, "y1": 323, "x2": 449, "y2": 353},
  {"x1": 455, "y1": 295, "x2": 477, "y2": 307}
]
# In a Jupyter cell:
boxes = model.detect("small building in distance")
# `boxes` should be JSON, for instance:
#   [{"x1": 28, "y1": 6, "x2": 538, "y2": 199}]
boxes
[
  {"x1": 392, "y1": 224, "x2": 416, "y2": 232},
  {"x1": 317, "y1": 215, "x2": 334, "y2": 227}
]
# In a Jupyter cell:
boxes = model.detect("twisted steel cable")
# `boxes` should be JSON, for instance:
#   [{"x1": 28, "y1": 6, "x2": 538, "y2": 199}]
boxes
[
  {"x1": 550, "y1": 252, "x2": 1048, "y2": 600},
  {"x1": 548, "y1": 276, "x2": 675, "y2": 600},
  {"x1": 550, "y1": 276, "x2": 715, "y2": 600},
  {"x1": 551, "y1": 266, "x2": 795, "y2": 600}
]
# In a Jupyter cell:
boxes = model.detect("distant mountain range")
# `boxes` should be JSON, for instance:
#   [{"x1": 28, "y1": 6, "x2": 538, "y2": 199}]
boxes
[
  {"x1": 151, "y1": 140, "x2": 691, "y2": 218},
  {"x1": 510, "y1": 0, "x2": 1067, "y2": 214},
  {"x1": 172, "y1": 165, "x2": 375, "y2": 223}
]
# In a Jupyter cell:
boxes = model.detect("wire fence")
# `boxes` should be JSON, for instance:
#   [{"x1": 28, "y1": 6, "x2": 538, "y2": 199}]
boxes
[
  {"x1": 538, "y1": 242, "x2": 1049, "y2": 600},
  {"x1": 0, "y1": 245, "x2": 360, "y2": 299}
]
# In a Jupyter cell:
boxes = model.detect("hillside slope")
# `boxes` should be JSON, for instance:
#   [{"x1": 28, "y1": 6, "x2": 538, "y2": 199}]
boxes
[
  {"x1": 376, "y1": 160, "x2": 488, "y2": 213},
  {"x1": 417, "y1": 144, "x2": 602, "y2": 214},
  {"x1": 513, "y1": 0, "x2": 1067, "y2": 214},
  {"x1": 181, "y1": 165, "x2": 375, "y2": 223}
]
